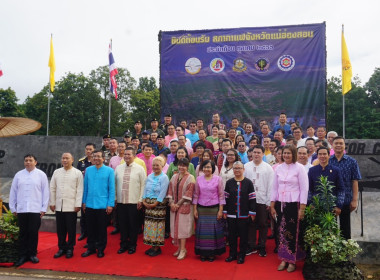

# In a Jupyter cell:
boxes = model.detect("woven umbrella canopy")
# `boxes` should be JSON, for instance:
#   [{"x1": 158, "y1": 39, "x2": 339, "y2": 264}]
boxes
[{"x1": 0, "y1": 117, "x2": 42, "y2": 137}]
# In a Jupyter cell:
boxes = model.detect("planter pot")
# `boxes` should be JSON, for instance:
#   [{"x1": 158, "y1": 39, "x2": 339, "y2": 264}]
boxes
[
  {"x1": 0, "y1": 239, "x2": 19, "y2": 263},
  {"x1": 303, "y1": 259, "x2": 364, "y2": 280}
]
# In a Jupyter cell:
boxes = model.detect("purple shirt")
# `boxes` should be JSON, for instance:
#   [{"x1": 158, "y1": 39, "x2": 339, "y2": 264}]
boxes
[
  {"x1": 193, "y1": 175, "x2": 226, "y2": 206},
  {"x1": 271, "y1": 162, "x2": 309, "y2": 204}
]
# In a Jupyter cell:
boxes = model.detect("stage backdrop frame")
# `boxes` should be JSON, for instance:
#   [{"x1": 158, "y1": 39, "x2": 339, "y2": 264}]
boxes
[{"x1": 159, "y1": 22, "x2": 327, "y2": 130}]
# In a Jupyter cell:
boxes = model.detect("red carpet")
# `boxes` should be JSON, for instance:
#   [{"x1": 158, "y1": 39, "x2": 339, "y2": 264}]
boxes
[{"x1": 21, "y1": 228, "x2": 304, "y2": 280}]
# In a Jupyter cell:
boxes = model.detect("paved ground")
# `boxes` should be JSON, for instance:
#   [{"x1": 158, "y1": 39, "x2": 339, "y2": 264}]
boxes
[{"x1": 0, "y1": 267, "x2": 163, "y2": 280}]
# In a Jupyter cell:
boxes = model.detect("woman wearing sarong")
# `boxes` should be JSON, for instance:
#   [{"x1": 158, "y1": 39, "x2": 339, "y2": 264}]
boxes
[
  {"x1": 270, "y1": 145, "x2": 308, "y2": 273},
  {"x1": 167, "y1": 158, "x2": 195, "y2": 260},
  {"x1": 193, "y1": 160, "x2": 226, "y2": 262},
  {"x1": 142, "y1": 157, "x2": 169, "y2": 257}
]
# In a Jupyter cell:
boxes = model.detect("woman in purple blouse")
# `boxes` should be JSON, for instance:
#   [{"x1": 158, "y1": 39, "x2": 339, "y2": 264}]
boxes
[
  {"x1": 270, "y1": 145, "x2": 309, "y2": 273},
  {"x1": 193, "y1": 160, "x2": 226, "y2": 262}
]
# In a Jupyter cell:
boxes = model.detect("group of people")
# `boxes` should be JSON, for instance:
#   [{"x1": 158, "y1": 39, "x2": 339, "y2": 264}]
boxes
[{"x1": 9, "y1": 112, "x2": 361, "y2": 273}]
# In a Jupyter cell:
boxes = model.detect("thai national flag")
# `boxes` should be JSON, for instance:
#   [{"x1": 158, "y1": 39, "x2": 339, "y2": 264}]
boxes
[{"x1": 109, "y1": 44, "x2": 118, "y2": 99}]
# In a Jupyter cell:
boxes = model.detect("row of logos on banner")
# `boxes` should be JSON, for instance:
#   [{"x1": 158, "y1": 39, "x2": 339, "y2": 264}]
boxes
[{"x1": 185, "y1": 55, "x2": 295, "y2": 74}]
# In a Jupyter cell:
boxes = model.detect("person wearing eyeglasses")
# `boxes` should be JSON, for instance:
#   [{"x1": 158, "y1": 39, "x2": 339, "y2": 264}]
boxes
[{"x1": 220, "y1": 149, "x2": 240, "y2": 188}]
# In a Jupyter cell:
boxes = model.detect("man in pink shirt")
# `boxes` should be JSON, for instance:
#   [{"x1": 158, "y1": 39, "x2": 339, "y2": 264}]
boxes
[
  {"x1": 137, "y1": 144, "x2": 155, "y2": 175},
  {"x1": 165, "y1": 124, "x2": 177, "y2": 147},
  {"x1": 109, "y1": 141, "x2": 127, "y2": 170}
]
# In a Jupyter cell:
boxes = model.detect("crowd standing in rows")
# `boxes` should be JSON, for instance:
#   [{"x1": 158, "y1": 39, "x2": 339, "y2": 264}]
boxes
[{"x1": 9, "y1": 112, "x2": 361, "y2": 273}]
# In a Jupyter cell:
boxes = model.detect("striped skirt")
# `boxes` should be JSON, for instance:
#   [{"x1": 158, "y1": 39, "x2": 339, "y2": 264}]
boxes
[
  {"x1": 194, "y1": 205, "x2": 226, "y2": 257},
  {"x1": 143, "y1": 198, "x2": 167, "y2": 247}
]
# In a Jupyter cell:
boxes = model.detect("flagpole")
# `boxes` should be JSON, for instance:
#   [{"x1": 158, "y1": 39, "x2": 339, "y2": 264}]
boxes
[
  {"x1": 108, "y1": 39, "x2": 112, "y2": 135},
  {"x1": 47, "y1": 33, "x2": 52, "y2": 136},
  {"x1": 342, "y1": 25, "x2": 345, "y2": 138}
]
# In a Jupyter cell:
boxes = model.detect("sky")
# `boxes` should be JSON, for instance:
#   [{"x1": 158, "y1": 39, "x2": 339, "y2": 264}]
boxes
[{"x1": 0, "y1": 0, "x2": 379, "y2": 103}]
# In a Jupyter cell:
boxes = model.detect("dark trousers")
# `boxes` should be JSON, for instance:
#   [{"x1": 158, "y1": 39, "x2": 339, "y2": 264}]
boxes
[
  {"x1": 56, "y1": 211, "x2": 77, "y2": 251},
  {"x1": 248, "y1": 203, "x2": 268, "y2": 249},
  {"x1": 17, "y1": 213, "x2": 41, "y2": 258},
  {"x1": 79, "y1": 208, "x2": 86, "y2": 236},
  {"x1": 118, "y1": 203, "x2": 138, "y2": 249},
  {"x1": 165, "y1": 206, "x2": 170, "y2": 234},
  {"x1": 339, "y1": 204, "x2": 351, "y2": 239},
  {"x1": 86, "y1": 208, "x2": 108, "y2": 252},
  {"x1": 227, "y1": 218, "x2": 249, "y2": 258}
]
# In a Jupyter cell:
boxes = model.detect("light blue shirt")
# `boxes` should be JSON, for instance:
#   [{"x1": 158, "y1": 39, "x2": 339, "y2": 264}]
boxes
[
  {"x1": 186, "y1": 132, "x2": 199, "y2": 146},
  {"x1": 83, "y1": 165, "x2": 115, "y2": 209},
  {"x1": 142, "y1": 172, "x2": 169, "y2": 202},
  {"x1": 9, "y1": 168, "x2": 49, "y2": 213},
  {"x1": 238, "y1": 152, "x2": 249, "y2": 164}
]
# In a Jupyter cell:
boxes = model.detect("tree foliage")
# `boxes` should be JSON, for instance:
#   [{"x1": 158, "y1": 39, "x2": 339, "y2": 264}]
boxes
[
  {"x1": 0, "y1": 87, "x2": 25, "y2": 117},
  {"x1": 327, "y1": 69, "x2": 380, "y2": 139}
]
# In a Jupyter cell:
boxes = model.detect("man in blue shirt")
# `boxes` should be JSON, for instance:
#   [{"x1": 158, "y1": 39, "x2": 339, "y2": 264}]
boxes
[
  {"x1": 308, "y1": 147, "x2": 345, "y2": 214},
  {"x1": 82, "y1": 150, "x2": 115, "y2": 258},
  {"x1": 329, "y1": 136, "x2": 361, "y2": 239},
  {"x1": 271, "y1": 113, "x2": 292, "y2": 138},
  {"x1": 186, "y1": 121, "x2": 199, "y2": 146}
]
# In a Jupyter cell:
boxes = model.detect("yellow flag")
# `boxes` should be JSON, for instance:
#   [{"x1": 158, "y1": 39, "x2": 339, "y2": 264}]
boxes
[
  {"x1": 341, "y1": 31, "x2": 352, "y2": 95},
  {"x1": 48, "y1": 36, "x2": 56, "y2": 92}
]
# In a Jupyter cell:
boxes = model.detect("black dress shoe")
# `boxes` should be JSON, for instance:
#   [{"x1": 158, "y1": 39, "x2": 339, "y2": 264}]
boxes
[
  {"x1": 14, "y1": 256, "x2": 28, "y2": 267},
  {"x1": 117, "y1": 247, "x2": 128, "y2": 254},
  {"x1": 78, "y1": 234, "x2": 87, "y2": 241},
  {"x1": 128, "y1": 247, "x2": 136, "y2": 254},
  {"x1": 30, "y1": 255, "x2": 39, "y2": 264},
  {"x1": 97, "y1": 251, "x2": 105, "y2": 258},
  {"x1": 145, "y1": 248, "x2": 154, "y2": 255},
  {"x1": 208, "y1": 256, "x2": 215, "y2": 262},
  {"x1": 148, "y1": 248, "x2": 161, "y2": 257},
  {"x1": 225, "y1": 256, "x2": 237, "y2": 262},
  {"x1": 54, "y1": 249, "x2": 66, "y2": 258},
  {"x1": 66, "y1": 250, "x2": 73, "y2": 258},
  {"x1": 237, "y1": 256, "x2": 245, "y2": 264},
  {"x1": 110, "y1": 228, "x2": 120, "y2": 235},
  {"x1": 81, "y1": 250, "x2": 96, "y2": 257}
]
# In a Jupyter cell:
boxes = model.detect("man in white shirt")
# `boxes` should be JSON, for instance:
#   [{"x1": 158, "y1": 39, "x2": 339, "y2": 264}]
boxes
[
  {"x1": 114, "y1": 147, "x2": 147, "y2": 254},
  {"x1": 244, "y1": 145, "x2": 274, "y2": 257},
  {"x1": 50, "y1": 153, "x2": 83, "y2": 259},
  {"x1": 9, "y1": 154, "x2": 49, "y2": 267},
  {"x1": 293, "y1": 126, "x2": 306, "y2": 147},
  {"x1": 297, "y1": 146, "x2": 312, "y2": 173}
]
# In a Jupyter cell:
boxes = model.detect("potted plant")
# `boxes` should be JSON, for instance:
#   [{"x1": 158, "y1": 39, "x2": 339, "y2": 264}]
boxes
[
  {"x1": 0, "y1": 207, "x2": 19, "y2": 264},
  {"x1": 303, "y1": 176, "x2": 363, "y2": 280}
]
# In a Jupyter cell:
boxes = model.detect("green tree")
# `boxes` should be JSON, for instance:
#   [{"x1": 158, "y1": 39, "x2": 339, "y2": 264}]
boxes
[
  {"x1": 23, "y1": 85, "x2": 49, "y2": 134},
  {"x1": 365, "y1": 67, "x2": 380, "y2": 107},
  {"x1": 138, "y1": 77, "x2": 157, "y2": 92},
  {"x1": 89, "y1": 66, "x2": 136, "y2": 136},
  {"x1": 327, "y1": 74, "x2": 380, "y2": 139},
  {"x1": 47, "y1": 72, "x2": 104, "y2": 136},
  {"x1": 0, "y1": 87, "x2": 25, "y2": 117}
]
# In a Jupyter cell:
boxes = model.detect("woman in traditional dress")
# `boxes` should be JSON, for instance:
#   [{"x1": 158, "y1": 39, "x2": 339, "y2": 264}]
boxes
[
  {"x1": 167, "y1": 147, "x2": 196, "y2": 179},
  {"x1": 167, "y1": 158, "x2": 195, "y2": 260},
  {"x1": 270, "y1": 145, "x2": 308, "y2": 273},
  {"x1": 142, "y1": 157, "x2": 169, "y2": 257},
  {"x1": 220, "y1": 148, "x2": 240, "y2": 188},
  {"x1": 193, "y1": 160, "x2": 226, "y2": 262},
  {"x1": 195, "y1": 149, "x2": 219, "y2": 177}
]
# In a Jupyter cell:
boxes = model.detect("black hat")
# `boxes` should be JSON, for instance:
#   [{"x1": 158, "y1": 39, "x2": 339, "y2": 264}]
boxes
[
  {"x1": 142, "y1": 130, "x2": 150, "y2": 135},
  {"x1": 157, "y1": 134, "x2": 164, "y2": 139},
  {"x1": 123, "y1": 133, "x2": 131, "y2": 138},
  {"x1": 132, "y1": 135, "x2": 140, "y2": 140},
  {"x1": 135, "y1": 120, "x2": 141, "y2": 124},
  {"x1": 151, "y1": 118, "x2": 158, "y2": 122},
  {"x1": 103, "y1": 134, "x2": 111, "y2": 139},
  {"x1": 165, "y1": 114, "x2": 172, "y2": 117}
]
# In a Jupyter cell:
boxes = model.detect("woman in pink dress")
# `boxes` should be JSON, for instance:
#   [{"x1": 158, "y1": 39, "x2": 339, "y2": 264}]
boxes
[
  {"x1": 167, "y1": 158, "x2": 195, "y2": 260},
  {"x1": 270, "y1": 145, "x2": 308, "y2": 273}
]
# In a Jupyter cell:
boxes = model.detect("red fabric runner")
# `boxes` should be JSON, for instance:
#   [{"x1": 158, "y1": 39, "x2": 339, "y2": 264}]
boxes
[{"x1": 20, "y1": 228, "x2": 304, "y2": 280}]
